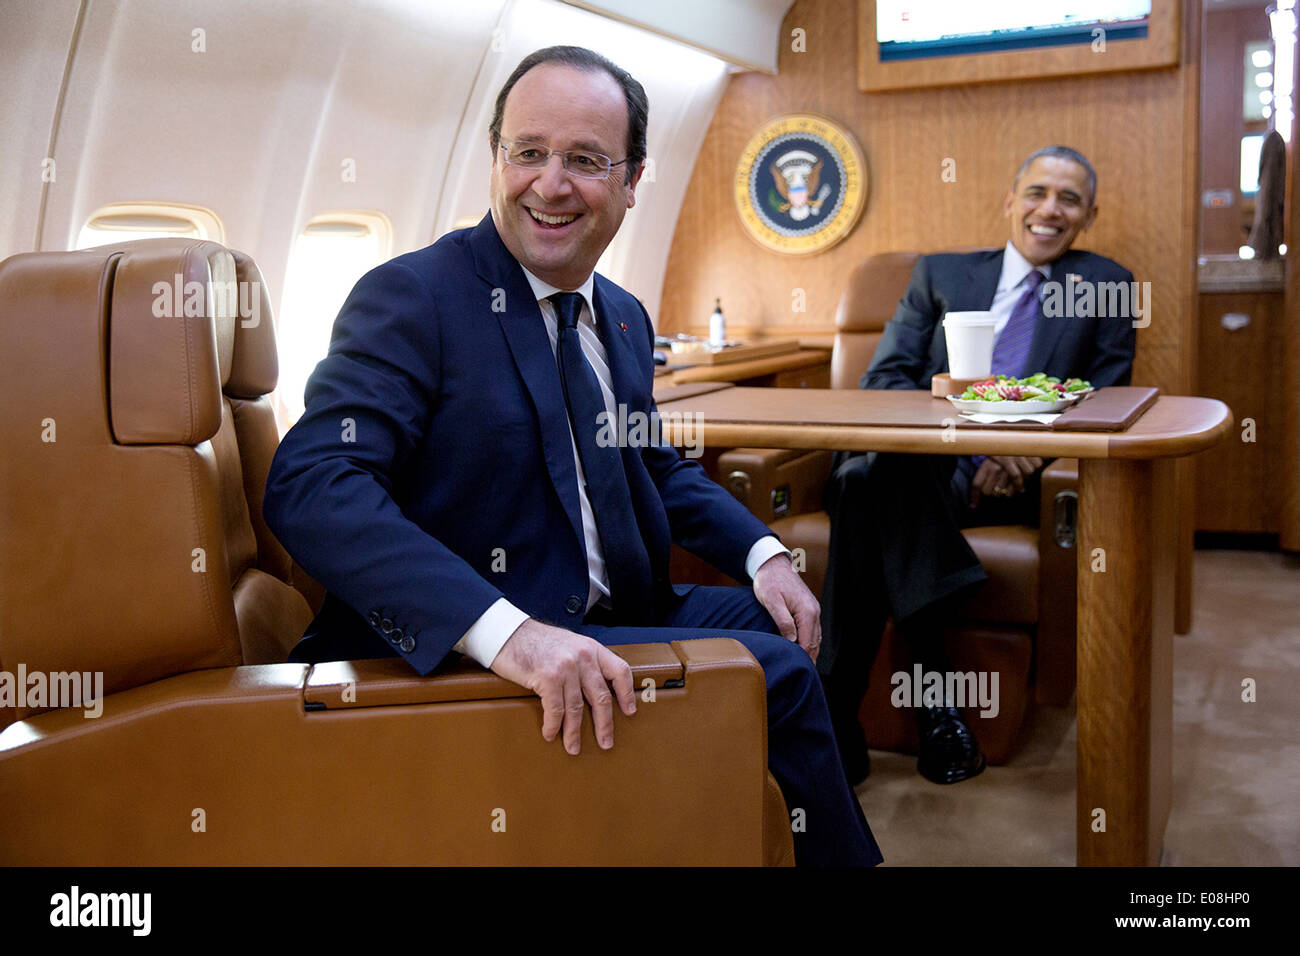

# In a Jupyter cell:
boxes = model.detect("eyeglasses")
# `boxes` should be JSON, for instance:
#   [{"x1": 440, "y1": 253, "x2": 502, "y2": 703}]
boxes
[{"x1": 498, "y1": 140, "x2": 629, "y2": 180}]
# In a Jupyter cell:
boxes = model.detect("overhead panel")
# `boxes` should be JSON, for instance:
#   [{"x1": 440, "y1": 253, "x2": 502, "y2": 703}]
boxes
[
  {"x1": 0, "y1": 0, "x2": 84, "y2": 260},
  {"x1": 562, "y1": 0, "x2": 795, "y2": 73}
]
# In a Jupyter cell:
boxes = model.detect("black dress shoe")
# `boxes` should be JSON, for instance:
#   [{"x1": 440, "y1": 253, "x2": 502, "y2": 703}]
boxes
[{"x1": 915, "y1": 705, "x2": 986, "y2": 784}]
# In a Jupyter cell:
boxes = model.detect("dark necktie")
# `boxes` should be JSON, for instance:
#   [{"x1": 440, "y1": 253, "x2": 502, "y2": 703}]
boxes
[
  {"x1": 991, "y1": 269, "x2": 1044, "y2": 378},
  {"x1": 550, "y1": 293, "x2": 652, "y2": 620}
]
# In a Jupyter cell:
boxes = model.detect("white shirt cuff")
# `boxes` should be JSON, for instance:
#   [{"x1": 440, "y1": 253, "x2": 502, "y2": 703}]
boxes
[
  {"x1": 452, "y1": 598, "x2": 530, "y2": 668},
  {"x1": 745, "y1": 535, "x2": 790, "y2": 581}
]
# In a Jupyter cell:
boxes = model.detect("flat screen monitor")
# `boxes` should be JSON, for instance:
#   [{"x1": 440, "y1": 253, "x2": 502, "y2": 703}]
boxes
[
  {"x1": 859, "y1": 0, "x2": 1177, "y2": 92},
  {"x1": 876, "y1": 1, "x2": 1152, "y2": 62}
]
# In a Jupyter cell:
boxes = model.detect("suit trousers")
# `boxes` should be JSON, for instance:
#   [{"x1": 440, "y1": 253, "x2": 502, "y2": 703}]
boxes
[
  {"x1": 818, "y1": 452, "x2": 1039, "y2": 716},
  {"x1": 581, "y1": 583, "x2": 883, "y2": 867}
]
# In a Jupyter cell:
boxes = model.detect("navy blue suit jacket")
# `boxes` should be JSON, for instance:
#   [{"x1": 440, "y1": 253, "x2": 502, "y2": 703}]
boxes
[
  {"x1": 263, "y1": 214, "x2": 774, "y2": 675},
  {"x1": 864, "y1": 248, "x2": 1136, "y2": 391}
]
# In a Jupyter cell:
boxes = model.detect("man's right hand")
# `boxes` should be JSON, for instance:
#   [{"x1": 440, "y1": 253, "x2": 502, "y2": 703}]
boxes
[{"x1": 489, "y1": 619, "x2": 637, "y2": 755}]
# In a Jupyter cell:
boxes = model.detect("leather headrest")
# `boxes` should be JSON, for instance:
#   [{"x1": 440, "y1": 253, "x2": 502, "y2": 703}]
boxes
[
  {"x1": 0, "y1": 249, "x2": 118, "y2": 443},
  {"x1": 834, "y1": 252, "x2": 921, "y2": 333},
  {"x1": 225, "y1": 249, "x2": 279, "y2": 398},
  {"x1": 108, "y1": 239, "x2": 236, "y2": 444}
]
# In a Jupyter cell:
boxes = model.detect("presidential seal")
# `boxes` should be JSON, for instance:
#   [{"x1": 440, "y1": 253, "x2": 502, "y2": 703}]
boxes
[{"x1": 734, "y1": 114, "x2": 867, "y2": 255}]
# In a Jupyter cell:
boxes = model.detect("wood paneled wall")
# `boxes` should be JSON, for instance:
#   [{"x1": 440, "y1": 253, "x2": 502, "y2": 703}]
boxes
[{"x1": 659, "y1": 0, "x2": 1202, "y2": 395}]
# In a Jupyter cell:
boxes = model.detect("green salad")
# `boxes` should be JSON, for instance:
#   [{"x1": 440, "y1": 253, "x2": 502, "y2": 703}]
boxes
[{"x1": 958, "y1": 373, "x2": 1091, "y2": 402}]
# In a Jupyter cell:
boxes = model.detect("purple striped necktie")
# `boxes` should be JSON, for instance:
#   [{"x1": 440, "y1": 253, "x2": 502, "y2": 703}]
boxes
[{"x1": 991, "y1": 269, "x2": 1045, "y2": 378}]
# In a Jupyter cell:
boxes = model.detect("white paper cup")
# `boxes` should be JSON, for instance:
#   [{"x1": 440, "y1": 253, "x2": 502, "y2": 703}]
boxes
[{"x1": 942, "y1": 311, "x2": 997, "y2": 379}]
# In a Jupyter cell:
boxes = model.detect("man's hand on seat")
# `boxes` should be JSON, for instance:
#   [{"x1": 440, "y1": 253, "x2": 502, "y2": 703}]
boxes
[
  {"x1": 970, "y1": 456, "x2": 1044, "y2": 505},
  {"x1": 490, "y1": 619, "x2": 636, "y2": 755},
  {"x1": 752, "y1": 553, "x2": 821, "y2": 662}
]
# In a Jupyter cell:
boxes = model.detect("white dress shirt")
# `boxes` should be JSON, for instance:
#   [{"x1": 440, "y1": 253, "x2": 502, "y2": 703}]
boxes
[
  {"x1": 451, "y1": 267, "x2": 787, "y2": 668},
  {"x1": 990, "y1": 241, "x2": 1051, "y2": 339}
]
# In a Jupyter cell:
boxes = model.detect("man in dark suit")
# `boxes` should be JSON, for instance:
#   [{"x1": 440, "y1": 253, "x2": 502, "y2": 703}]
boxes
[
  {"x1": 263, "y1": 45, "x2": 881, "y2": 866},
  {"x1": 819, "y1": 146, "x2": 1136, "y2": 786}
]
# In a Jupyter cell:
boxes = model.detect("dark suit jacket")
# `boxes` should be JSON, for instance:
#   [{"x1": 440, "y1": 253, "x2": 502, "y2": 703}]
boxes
[
  {"x1": 864, "y1": 247, "x2": 1136, "y2": 391},
  {"x1": 263, "y1": 213, "x2": 773, "y2": 675}
]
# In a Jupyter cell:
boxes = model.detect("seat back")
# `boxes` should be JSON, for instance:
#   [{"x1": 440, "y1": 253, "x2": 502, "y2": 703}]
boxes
[
  {"x1": 830, "y1": 251, "x2": 919, "y2": 389},
  {"x1": 0, "y1": 240, "x2": 311, "y2": 727},
  {"x1": 220, "y1": 250, "x2": 320, "y2": 657}
]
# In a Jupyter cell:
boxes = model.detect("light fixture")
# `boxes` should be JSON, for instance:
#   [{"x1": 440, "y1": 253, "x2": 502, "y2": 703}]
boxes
[
  {"x1": 1257, "y1": 71, "x2": 1275, "y2": 87},
  {"x1": 1269, "y1": 2, "x2": 1297, "y2": 141},
  {"x1": 1254, "y1": 48, "x2": 1275, "y2": 68}
]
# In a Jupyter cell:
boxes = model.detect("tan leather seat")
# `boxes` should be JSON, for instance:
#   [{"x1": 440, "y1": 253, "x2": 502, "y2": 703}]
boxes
[
  {"x1": 0, "y1": 239, "x2": 793, "y2": 865},
  {"x1": 712, "y1": 252, "x2": 1082, "y2": 764},
  {"x1": 829, "y1": 251, "x2": 916, "y2": 392}
]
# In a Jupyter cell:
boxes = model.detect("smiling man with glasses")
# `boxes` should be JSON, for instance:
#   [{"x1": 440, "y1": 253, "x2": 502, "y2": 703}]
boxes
[
  {"x1": 264, "y1": 45, "x2": 882, "y2": 867},
  {"x1": 498, "y1": 141, "x2": 629, "y2": 179},
  {"x1": 486, "y1": 48, "x2": 644, "y2": 293}
]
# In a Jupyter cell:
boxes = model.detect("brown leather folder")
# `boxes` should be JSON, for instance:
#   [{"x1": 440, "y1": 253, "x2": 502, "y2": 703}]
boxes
[{"x1": 1051, "y1": 386, "x2": 1159, "y2": 431}]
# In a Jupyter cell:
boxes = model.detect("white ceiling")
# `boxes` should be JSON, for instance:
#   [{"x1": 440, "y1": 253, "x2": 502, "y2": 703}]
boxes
[{"x1": 0, "y1": 0, "x2": 763, "y2": 325}]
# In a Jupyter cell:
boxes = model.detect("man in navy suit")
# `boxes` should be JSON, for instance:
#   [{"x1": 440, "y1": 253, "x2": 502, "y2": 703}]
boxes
[
  {"x1": 263, "y1": 45, "x2": 881, "y2": 866},
  {"x1": 819, "y1": 146, "x2": 1136, "y2": 786}
]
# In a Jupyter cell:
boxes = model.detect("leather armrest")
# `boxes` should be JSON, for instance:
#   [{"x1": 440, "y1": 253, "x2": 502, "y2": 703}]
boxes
[
  {"x1": 715, "y1": 447, "x2": 834, "y2": 522},
  {"x1": 1041, "y1": 457, "x2": 1078, "y2": 489},
  {"x1": 305, "y1": 644, "x2": 687, "y2": 709},
  {"x1": 0, "y1": 641, "x2": 787, "y2": 865},
  {"x1": 1036, "y1": 457, "x2": 1079, "y2": 705}
]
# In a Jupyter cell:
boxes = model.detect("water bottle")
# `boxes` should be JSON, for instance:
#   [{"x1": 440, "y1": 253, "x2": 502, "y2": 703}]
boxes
[{"x1": 709, "y1": 297, "x2": 726, "y2": 345}]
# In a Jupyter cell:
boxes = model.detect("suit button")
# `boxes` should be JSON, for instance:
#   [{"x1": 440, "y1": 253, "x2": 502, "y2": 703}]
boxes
[
  {"x1": 399, "y1": 636, "x2": 416, "y2": 653},
  {"x1": 565, "y1": 595, "x2": 583, "y2": 614},
  {"x1": 368, "y1": 611, "x2": 381, "y2": 626},
  {"x1": 380, "y1": 618, "x2": 394, "y2": 633}
]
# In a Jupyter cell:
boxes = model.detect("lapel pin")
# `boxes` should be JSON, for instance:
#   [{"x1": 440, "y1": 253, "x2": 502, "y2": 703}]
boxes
[
  {"x1": 1067, "y1": 273, "x2": 1082, "y2": 284},
  {"x1": 619, "y1": 322, "x2": 628, "y2": 332}
]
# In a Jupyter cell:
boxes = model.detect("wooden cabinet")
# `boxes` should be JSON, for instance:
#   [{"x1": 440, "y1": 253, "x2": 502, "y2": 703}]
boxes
[
  {"x1": 771, "y1": 364, "x2": 831, "y2": 389},
  {"x1": 1195, "y1": 289, "x2": 1284, "y2": 534}
]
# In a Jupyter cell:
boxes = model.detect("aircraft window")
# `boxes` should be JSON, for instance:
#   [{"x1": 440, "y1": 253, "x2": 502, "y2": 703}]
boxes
[
  {"x1": 75, "y1": 202, "x2": 224, "y2": 249},
  {"x1": 274, "y1": 211, "x2": 393, "y2": 431}
]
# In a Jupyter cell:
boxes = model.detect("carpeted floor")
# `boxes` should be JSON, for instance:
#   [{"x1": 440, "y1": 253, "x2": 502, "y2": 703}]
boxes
[{"x1": 855, "y1": 548, "x2": 1300, "y2": 866}]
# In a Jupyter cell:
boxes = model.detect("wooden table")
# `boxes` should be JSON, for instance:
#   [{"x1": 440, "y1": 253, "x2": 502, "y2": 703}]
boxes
[
  {"x1": 662, "y1": 347, "x2": 830, "y2": 387},
  {"x1": 651, "y1": 380, "x2": 735, "y2": 404},
  {"x1": 655, "y1": 387, "x2": 1233, "y2": 867}
]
